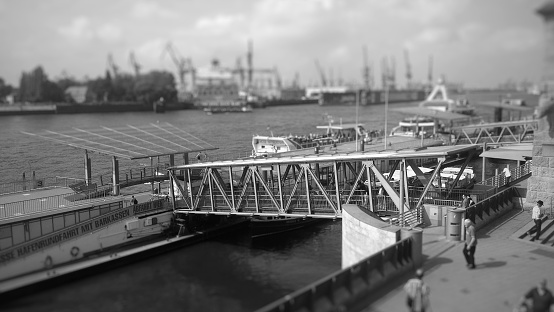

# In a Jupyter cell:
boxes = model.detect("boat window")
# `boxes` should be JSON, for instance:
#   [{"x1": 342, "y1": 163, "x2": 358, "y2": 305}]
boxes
[
  {"x1": 40, "y1": 217, "x2": 53, "y2": 234},
  {"x1": 29, "y1": 220, "x2": 41, "y2": 240}
]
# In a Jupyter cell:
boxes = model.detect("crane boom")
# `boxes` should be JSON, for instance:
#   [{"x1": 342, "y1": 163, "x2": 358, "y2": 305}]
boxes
[
  {"x1": 161, "y1": 42, "x2": 187, "y2": 87},
  {"x1": 362, "y1": 45, "x2": 370, "y2": 90},
  {"x1": 404, "y1": 49, "x2": 412, "y2": 89},
  {"x1": 314, "y1": 59, "x2": 327, "y2": 87},
  {"x1": 129, "y1": 51, "x2": 141, "y2": 76},
  {"x1": 107, "y1": 53, "x2": 119, "y2": 78}
]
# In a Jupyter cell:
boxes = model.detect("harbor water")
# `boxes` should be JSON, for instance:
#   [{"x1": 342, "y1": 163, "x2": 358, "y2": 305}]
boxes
[{"x1": 0, "y1": 100, "x2": 523, "y2": 311}]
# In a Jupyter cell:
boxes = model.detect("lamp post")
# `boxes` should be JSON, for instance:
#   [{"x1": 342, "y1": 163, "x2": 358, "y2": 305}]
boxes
[{"x1": 355, "y1": 90, "x2": 359, "y2": 151}]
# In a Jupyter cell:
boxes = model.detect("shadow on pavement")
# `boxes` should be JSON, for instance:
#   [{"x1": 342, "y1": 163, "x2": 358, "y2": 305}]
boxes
[{"x1": 476, "y1": 261, "x2": 507, "y2": 269}]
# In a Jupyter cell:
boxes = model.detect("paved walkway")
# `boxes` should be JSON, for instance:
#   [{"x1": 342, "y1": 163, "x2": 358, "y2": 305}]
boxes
[{"x1": 362, "y1": 208, "x2": 554, "y2": 312}]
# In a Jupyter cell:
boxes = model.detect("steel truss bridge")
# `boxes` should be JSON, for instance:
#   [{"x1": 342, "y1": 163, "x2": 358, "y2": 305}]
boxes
[
  {"x1": 452, "y1": 119, "x2": 538, "y2": 145},
  {"x1": 167, "y1": 144, "x2": 481, "y2": 227}
]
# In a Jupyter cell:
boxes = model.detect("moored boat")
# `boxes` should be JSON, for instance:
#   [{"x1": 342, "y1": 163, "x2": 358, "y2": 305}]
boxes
[{"x1": 252, "y1": 121, "x2": 382, "y2": 157}]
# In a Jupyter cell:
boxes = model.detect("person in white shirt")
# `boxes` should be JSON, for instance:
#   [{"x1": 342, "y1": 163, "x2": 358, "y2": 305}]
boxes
[
  {"x1": 529, "y1": 200, "x2": 544, "y2": 240},
  {"x1": 502, "y1": 165, "x2": 512, "y2": 184}
]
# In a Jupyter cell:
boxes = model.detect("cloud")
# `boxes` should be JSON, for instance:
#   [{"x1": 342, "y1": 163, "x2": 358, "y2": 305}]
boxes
[
  {"x1": 489, "y1": 27, "x2": 540, "y2": 52},
  {"x1": 375, "y1": 0, "x2": 471, "y2": 25},
  {"x1": 195, "y1": 14, "x2": 245, "y2": 34},
  {"x1": 97, "y1": 24, "x2": 122, "y2": 41},
  {"x1": 58, "y1": 17, "x2": 94, "y2": 40},
  {"x1": 131, "y1": 1, "x2": 178, "y2": 19},
  {"x1": 58, "y1": 17, "x2": 122, "y2": 42}
]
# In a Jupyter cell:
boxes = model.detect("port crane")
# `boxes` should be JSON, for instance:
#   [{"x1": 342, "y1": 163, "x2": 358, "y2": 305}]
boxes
[
  {"x1": 428, "y1": 55, "x2": 434, "y2": 87},
  {"x1": 314, "y1": 59, "x2": 327, "y2": 87},
  {"x1": 404, "y1": 49, "x2": 412, "y2": 89},
  {"x1": 362, "y1": 45, "x2": 371, "y2": 90},
  {"x1": 161, "y1": 42, "x2": 195, "y2": 90},
  {"x1": 128, "y1": 51, "x2": 141, "y2": 76},
  {"x1": 107, "y1": 53, "x2": 119, "y2": 78}
]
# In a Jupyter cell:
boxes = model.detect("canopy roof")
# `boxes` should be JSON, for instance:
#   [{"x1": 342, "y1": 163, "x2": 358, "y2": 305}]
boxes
[
  {"x1": 316, "y1": 123, "x2": 363, "y2": 130},
  {"x1": 23, "y1": 122, "x2": 217, "y2": 160},
  {"x1": 389, "y1": 107, "x2": 471, "y2": 121},
  {"x1": 473, "y1": 101, "x2": 535, "y2": 112},
  {"x1": 480, "y1": 144, "x2": 533, "y2": 161}
]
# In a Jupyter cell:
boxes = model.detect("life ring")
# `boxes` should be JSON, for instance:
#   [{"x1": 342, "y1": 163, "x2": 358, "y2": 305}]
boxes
[
  {"x1": 70, "y1": 246, "x2": 80, "y2": 257},
  {"x1": 44, "y1": 255, "x2": 53, "y2": 269}
]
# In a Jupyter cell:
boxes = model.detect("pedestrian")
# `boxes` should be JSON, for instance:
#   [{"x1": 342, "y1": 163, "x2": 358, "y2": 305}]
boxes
[
  {"x1": 131, "y1": 195, "x2": 138, "y2": 205},
  {"x1": 460, "y1": 194, "x2": 470, "y2": 208},
  {"x1": 404, "y1": 268, "x2": 431, "y2": 312},
  {"x1": 517, "y1": 279, "x2": 554, "y2": 312},
  {"x1": 462, "y1": 218, "x2": 477, "y2": 269},
  {"x1": 503, "y1": 165, "x2": 512, "y2": 184},
  {"x1": 529, "y1": 200, "x2": 544, "y2": 241}
]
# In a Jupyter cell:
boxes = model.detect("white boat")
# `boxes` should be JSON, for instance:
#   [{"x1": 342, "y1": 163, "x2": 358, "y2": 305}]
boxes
[
  {"x1": 419, "y1": 81, "x2": 475, "y2": 116},
  {"x1": 390, "y1": 81, "x2": 474, "y2": 138},
  {"x1": 251, "y1": 122, "x2": 379, "y2": 157}
]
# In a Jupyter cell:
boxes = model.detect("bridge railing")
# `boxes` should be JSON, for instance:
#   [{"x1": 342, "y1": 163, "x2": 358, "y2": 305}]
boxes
[
  {"x1": 476, "y1": 161, "x2": 531, "y2": 187},
  {"x1": 0, "y1": 184, "x2": 117, "y2": 219},
  {"x1": 256, "y1": 237, "x2": 414, "y2": 312},
  {"x1": 0, "y1": 176, "x2": 86, "y2": 196}
]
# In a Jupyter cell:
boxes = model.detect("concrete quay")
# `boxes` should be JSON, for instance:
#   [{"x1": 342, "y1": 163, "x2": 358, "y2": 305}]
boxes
[{"x1": 361, "y1": 208, "x2": 554, "y2": 312}]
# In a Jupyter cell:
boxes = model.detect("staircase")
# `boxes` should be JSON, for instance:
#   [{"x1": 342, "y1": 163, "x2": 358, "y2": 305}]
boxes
[{"x1": 518, "y1": 216, "x2": 554, "y2": 247}]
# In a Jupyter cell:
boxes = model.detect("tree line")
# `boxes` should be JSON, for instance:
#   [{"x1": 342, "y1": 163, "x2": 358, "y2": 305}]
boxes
[{"x1": 0, "y1": 66, "x2": 178, "y2": 104}]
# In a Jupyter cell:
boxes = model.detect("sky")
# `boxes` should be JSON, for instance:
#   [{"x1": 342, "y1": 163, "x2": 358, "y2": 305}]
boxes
[{"x1": 0, "y1": 0, "x2": 549, "y2": 89}]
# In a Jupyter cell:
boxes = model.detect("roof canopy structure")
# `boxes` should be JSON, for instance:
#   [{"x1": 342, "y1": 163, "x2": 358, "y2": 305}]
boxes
[
  {"x1": 389, "y1": 107, "x2": 471, "y2": 121},
  {"x1": 23, "y1": 122, "x2": 217, "y2": 160},
  {"x1": 171, "y1": 144, "x2": 479, "y2": 169},
  {"x1": 480, "y1": 143, "x2": 533, "y2": 161},
  {"x1": 473, "y1": 101, "x2": 535, "y2": 112}
]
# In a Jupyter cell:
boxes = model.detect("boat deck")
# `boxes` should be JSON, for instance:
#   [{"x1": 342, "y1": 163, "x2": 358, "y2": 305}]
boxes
[{"x1": 0, "y1": 187, "x2": 73, "y2": 205}]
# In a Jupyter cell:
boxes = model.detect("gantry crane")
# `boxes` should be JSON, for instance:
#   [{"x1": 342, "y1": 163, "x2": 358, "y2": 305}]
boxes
[
  {"x1": 428, "y1": 55, "x2": 434, "y2": 87},
  {"x1": 314, "y1": 59, "x2": 327, "y2": 87},
  {"x1": 404, "y1": 49, "x2": 412, "y2": 89},
  {"x1": 362, "y1": 45, "x2": 371, "y2": 90},
  {"x1": 129, "y1": 51, "x2": 141, "y2": 76},
  {"x1": 161, "y1": 42, "x2": 194, "y2": 90},
  {"x1": 107, "y1": 53, "x2": 119, "y2": 78}
]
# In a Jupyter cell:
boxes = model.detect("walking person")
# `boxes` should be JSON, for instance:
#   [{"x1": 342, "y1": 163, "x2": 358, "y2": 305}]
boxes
[
  {"x1": 404, "y1": 268, "x2": 431, "y2": 312},
  {"x1": 460, "y1": 194, "x2": 470, "y2": 208},
  {"x1": 529, "y1": 200, "x2": 544, "y2": 241},
  {"x1": 503, "y1": 164, "x2": 512, "y2": 184},
  {"x1": 517, "y1": 279, "x2": 554, "y2": 312},
  {"x1": 462, "y1": 218, "x2": 477, "y2": 269}
]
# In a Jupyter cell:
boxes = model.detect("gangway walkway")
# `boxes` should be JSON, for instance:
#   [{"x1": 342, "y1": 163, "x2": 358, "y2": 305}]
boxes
[{"x1": 169, "y1": 145, "x2": 482, "y2": 227}]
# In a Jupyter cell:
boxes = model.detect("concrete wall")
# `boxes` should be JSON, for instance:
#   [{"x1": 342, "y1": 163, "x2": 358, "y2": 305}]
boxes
[{"x1": 342, "y1": 204, "x2": 401, "y2": 268}]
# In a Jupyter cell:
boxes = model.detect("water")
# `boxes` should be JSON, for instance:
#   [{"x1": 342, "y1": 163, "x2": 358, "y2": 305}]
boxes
[
  {"x1": 0, "y1": 99, "x2": 515, "y2": 311},
  {"x1": 0, "y1": 103, "x2": 382, "y2": 312}
]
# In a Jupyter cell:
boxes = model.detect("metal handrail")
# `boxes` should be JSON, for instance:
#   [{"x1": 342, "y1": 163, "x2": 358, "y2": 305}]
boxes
[{"x1": 477, "y1": 161, "x2": 532, "y2": 187}]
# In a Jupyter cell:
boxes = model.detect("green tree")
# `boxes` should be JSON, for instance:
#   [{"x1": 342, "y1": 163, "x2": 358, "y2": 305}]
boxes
[
  {"x1": 134, "y1": 70, "x2": 177, "y2": 104},
  {"x1": 0, "y1": 77, "x2": 14, "y2": 101},
  {"x1": 18, "y1": 66, "x2": 63, "y2": 102}
]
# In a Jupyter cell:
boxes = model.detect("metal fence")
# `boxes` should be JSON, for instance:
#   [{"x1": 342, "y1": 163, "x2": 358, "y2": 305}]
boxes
[
  {"x1": 0, "y1": 184, "x2": 115, "y2": 220},
  {"x1": 477, "y1": 161, "x2": 531, "y2": 187}
]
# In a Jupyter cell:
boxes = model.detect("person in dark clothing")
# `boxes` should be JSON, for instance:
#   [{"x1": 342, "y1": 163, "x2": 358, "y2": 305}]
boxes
[
  {"x1": 518, "y1": 279, "x2": 554, "y2": 312},
  {"x1": 462, "y1": 219, "x2": 477, "y2": 269},
  {"x1": 131, "y1": 195, "x2": 138, "y2": 205}
]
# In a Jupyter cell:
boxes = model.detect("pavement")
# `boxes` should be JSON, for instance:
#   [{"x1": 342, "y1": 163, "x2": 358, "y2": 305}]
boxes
[{"x1": 360, "y1": 208, "x2": 554, "y2": 312}]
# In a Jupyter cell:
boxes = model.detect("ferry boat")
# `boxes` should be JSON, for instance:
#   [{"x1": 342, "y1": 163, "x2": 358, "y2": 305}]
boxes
[
  {"x1": 390, "y1": 81, "x2": 475, "y2": 138},
  {"x1": 0, "y1": 123, "x2": 233, "y2": 296},
  {"x1": 251, "y1": 122, "x2": 381, "y2": 157}
]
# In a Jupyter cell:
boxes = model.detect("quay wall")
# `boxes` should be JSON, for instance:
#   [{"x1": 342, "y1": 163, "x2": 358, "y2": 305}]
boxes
[
  {"x1": 342, "y1": 204, "x2": 401, "y2": 268},
  {"x1": 257, "y1": 204, "x2": 423, "y2": 312}
]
